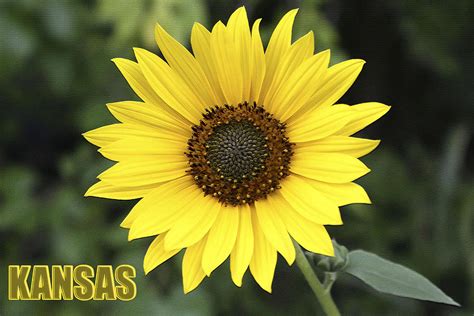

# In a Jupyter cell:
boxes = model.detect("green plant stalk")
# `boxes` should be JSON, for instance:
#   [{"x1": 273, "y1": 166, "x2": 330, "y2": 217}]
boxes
[{"x1": 294, "y1": 242, "x2": 341, "y2": 316}]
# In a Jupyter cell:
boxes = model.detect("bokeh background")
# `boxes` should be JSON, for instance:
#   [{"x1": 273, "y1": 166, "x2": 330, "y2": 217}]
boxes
[{"x1": 0, "y1": 0, "x2": 473, "y2": 314}]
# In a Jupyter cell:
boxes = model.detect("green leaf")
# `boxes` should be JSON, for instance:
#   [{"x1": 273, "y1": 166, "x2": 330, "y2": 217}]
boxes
[{"x1": 343, "y1": 250, "x2": 460, "y2": 306}]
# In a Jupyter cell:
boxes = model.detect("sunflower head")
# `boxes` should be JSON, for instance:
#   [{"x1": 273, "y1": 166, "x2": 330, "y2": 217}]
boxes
[
  {"x1": 84, "y1": 6, "x2": 390, "y2": 293},
  {"x1": 187, "y1": 102, "x2": 293, "y2": 206}
]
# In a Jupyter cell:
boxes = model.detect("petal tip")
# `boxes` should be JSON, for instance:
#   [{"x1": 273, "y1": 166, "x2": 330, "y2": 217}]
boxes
[
  {"x1": 154, "y1": 23, "x2": 168, "y2": 42},
  {"x1": 231, "y1": 276, "x2": 243, "y2": 287},
  {"x1": 132, "y1": 47, "x2": 148, "y2": 59},
  {"x1": 320, "y1": 48, "x2": 331, "y2": 60},
  {"x1": 143, "y1": 265, "x2": 152, "y2": 275},
  {"x1": 286, "y1": 255, "x2": 296, "y2": 266},
  {"x1": 192, "y1": 21, "x2": 204, "y2": 30},
  {"x1": 154, "y1": 22, "x2": 164, "y2": 32},
  {"x1": 365, "y1": 195, "x2": 373, "y2": 205},
  {"x1": 84, "y1": 187, "x2": 93, "y2": 197},
  {"x1": 82, "y1": 131, "x2": 93, "y2": 143},
  {"x1": 105, "y1": 102, "x2": 118, "y2": 112},
  {"x1": 233, "y1": 6, "x2": 246, "y2": 13},
  {"x1": 289, "y1": 8, "x2": 299, "y2": 15},
  {"x1": 262, "y1": 285, "x2": 273, "y2": 294},
  {"x1": 183, "y1": 281, "x2": 201, "y2": 294},
  {"x1": 132, "y1": 47, "x2": 141, "y2": 54},
  {"x1": 201, "y1": 260, "x2": 213, "y2": 276},
  {"x1": 119, "y1": 220, "x2": 130, "y2": 229},
  {"x1": 127, "y1": 228, "x2": 138, "y2": 241}
]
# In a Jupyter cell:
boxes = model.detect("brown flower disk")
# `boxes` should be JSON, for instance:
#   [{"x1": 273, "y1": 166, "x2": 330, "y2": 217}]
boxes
[{"x1": 186, "y1": 102, "x2": 294, "y2": 206}]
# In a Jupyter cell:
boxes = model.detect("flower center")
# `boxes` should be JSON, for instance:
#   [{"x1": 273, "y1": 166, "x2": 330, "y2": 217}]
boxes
[
  {"x1": 206, "y1": 120, "x2": 268, "y2": 181},
  {"x1": 186, "y1": 102, "x2": 293, "y2": 206}
]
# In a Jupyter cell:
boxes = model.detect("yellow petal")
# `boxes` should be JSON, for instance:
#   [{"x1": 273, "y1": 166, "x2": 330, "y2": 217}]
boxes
[
  {"x1": 307, "y1": 180, "x2": 371, "y2": 206},
  {"x1": 259, "y1": 9, "x2": 298, "y2": 104},
  {"x1": 202, "y1": 205, "x2": 239, "y2": 276},
  {"x1": 128, "y1": 186, "x2": 204, "y2": 241},
  {"x1": 287, "y1": 104, "x2": 352, "y2": 143},
  {"x1": 182, "y1": 236, "x2": 207, "y2": 293},
  {"x1": 111, "y1": 58, "x2": 162, "y2": 106},
  {"x1": 144, "y1": 233, "x2": 181, "y2": 274},
  {"x1": 134, "y1": 48, "x2": 203, "y2": 124},
  {"x1": 210, "y1": 22, "x2": 243, "y2": 105},
  {"x1": 269, "y1": 192, "x2": 334, "y2": 256},
  {"x1": 337, "y1": 102, "x2": 391, "y2": 136},
  {"x1": 98, "y1": 159, "x2": 187, "y2": 187},
  {"x1": 279, "y1": 174, "x2": 342, "y2": 225},
  {"x1": 98, "y1": 136, "x2": 186, "y2": 162},
  {"x1": 227, "y1": 7, "x2": 252, "y2": 102},
  {"x1": 291, "y1": 152, "x2": 370, "y2": 183},
  {"x1": 230, "y1": 204, "x2": 253, "y2": 287},
  {"x1": 155, "y1": 23, "x2": 217, "y2": 107},
  {"x1": 129, "y1": 184, "x2": 215, "y2": 241},
  {"x1": 249, "y1": 208, "x2": 277, "y2": 293},
  {"x1": 255, "y1": 199, "x2": 295, "y2": 265},
  {"x1": 289, "y1": 59, "x2": 365, "y2": 123},
  {"x1": 272, "y1": 50, "x2": 330, "y2": 122},
  {"x1": 106, "y1": 101, "x2": 190, "y2": 134},
  {"x1": 85, "y1": 181, "x2": 152, "y2": 200},
  {"x1": 297, "y1": 135, "x2": 380, "y2": 158},
  {"x1": 91, "y1": 123, "x2": 187, "y2": 151},
  {"x1": 83, "y1": 124, "x2": 123, "y2": 148},
  {"x1": 121, "y1": 176, "x2": 194, "y2": 229},
  {"x1": 164, "y1": 196, "x2": 220, "y2": 250},
  {"x1": 263, "y1": 31, "x2": 314, "y2": 113},
  {"x1": 249, "y1": 19, "x2": 265, "y2": 104},
  {"x1": 111, "y1": 58, "x2": 186, "y2": 123},
  {"x1": 84, "y1": 122, "x2": 185, "y2": 148},
  {"x1": 191, "y1": 23, "x2": 227, "y2": 105}
]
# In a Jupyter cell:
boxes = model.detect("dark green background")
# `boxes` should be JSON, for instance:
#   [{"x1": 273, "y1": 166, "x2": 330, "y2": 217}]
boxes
[{"x1": 0, "y1": 0, "x2": 472, "y2": 314}]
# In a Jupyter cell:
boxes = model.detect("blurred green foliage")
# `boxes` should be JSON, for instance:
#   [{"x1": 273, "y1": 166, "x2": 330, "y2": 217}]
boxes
[{"x1": 0, "y1": 0, "x2": 472, "y2": 315}]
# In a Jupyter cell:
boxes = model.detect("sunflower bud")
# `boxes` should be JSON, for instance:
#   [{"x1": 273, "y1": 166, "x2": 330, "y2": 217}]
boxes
[{"x1": 310, "y1": 240, "x2": 350, "y2": 272}]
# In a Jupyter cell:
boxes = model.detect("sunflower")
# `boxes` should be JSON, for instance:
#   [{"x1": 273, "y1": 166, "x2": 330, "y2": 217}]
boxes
[{"x1": 84, "y1": 7, "x2": 390, "y2": 293}]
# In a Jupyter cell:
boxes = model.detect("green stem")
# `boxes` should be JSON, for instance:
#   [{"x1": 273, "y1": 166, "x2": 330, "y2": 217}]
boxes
[{"x1": 294, "y1": 242, "x2": 341, "y2": 316}]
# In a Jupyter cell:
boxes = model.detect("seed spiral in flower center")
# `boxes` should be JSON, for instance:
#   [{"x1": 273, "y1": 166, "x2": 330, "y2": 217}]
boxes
[
  {"x1": 206, "y1": 120, "x2": 268, "y2": 181},
  {"x1": 186, "y1": 102, "x2": 293, "y2": 206}
]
